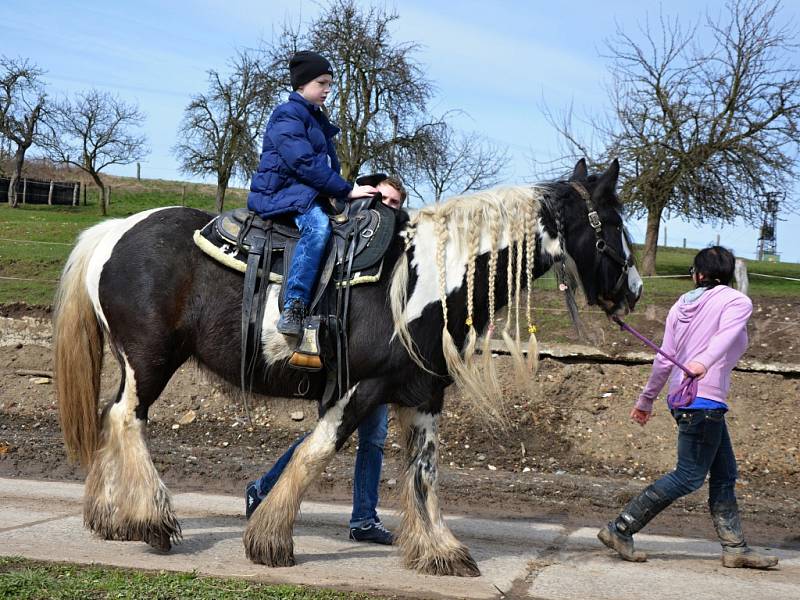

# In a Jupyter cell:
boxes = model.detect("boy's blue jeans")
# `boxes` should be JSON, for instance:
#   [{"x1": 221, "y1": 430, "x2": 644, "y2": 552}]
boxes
[
  {"x1": 650, "y1": 409, "x2": 737, "y2": 507},
  {"x1": 252, "y1": 404, "x2": 389, "y2": 528},
  {"x1": 285, "y1": 204, "x2": 331, "y2": 307}
]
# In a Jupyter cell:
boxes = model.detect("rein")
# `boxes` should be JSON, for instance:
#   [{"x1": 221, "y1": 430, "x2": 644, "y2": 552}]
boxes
[{"x1": 611, "y1": 315, "x2": 698, "y2": 408}]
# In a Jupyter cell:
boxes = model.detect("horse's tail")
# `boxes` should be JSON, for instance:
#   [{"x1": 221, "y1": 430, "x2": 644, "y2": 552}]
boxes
[{"x1": 53, "y1": 222, "x2": 113, "y2": 468}]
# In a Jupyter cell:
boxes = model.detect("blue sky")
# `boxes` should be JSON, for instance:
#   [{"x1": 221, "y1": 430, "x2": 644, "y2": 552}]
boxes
[{"x1": 4, "y1": 0, "x2": 800, "y2": 261}]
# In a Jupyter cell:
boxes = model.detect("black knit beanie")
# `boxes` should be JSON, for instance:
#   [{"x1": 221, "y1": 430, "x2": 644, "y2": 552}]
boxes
[{"x1": 289, "y1": 51, "x2": 333, "y2": 90}]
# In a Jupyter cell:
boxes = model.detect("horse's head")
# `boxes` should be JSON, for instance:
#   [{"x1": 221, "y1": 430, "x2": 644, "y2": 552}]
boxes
[{"x1": 547, "y1": 158, "x2": 642, "y2": 315}]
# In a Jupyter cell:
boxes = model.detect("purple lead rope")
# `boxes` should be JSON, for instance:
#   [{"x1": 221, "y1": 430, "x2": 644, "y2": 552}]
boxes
[{"x1": 611, "y1": 315, "x2": 698, "y2": 409}]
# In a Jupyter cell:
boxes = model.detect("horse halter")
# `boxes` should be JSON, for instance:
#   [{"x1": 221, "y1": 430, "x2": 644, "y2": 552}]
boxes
[{"x1": 569, "y1": 182, "x2": 632, "y2": 297}]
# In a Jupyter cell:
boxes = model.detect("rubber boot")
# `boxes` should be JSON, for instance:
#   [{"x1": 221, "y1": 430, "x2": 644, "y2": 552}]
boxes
[
  {"x1": 598, "y1": 485, "x2": 671, "y2": 562},
  {"x1": 710, "y1": 500, "x2": 778, "y2": 569}
]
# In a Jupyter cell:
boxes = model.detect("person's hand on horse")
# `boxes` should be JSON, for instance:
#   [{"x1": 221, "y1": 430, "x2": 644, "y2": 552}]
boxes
[
  {"x1": 630, "y1": 407, "x2": 651, "y2": 427},
  {"x1": 685, "y1": 361, "x2": 707, "y2": 380},
  {"x1": 349, "y1": 184, "x2": 378, "y2": 199}
]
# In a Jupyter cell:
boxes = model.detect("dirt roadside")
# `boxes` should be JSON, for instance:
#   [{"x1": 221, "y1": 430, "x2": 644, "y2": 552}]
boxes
[{"x1": 1, "y1": 311, "x2": 799, "y2": 551}]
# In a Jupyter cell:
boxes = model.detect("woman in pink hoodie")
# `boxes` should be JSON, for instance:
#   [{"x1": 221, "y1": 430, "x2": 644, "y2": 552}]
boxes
[{"x1": 597, "y1": 246, "x2": 778, "y2": 569}]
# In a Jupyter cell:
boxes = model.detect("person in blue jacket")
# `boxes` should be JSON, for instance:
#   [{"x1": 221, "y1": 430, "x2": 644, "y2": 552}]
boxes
[{"x1": 247, "y1": 50, "x2": 377, "y2": 336}]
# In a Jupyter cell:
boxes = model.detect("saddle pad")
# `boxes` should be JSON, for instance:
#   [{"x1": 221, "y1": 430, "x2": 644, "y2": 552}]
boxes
[{"x1": 193, "y1": 223, "x2": 384, "y2": 287}]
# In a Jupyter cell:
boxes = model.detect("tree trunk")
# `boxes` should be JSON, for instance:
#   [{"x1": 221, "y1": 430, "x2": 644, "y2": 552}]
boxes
[
  {"x1": 8, "y1": 146, "x2": 26, "y2": 208},
  {"x1": 640, "y1": 205, "x2": 664, "y2": 276},
  {"x1": 89, "y1": 173, "x2": 106, "y2": 216},
  {"x1": 215, "y1": 177, "x2": 229, "y2": 213}
]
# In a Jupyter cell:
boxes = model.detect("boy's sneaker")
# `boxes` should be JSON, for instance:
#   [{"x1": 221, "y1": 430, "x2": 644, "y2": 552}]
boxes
[
  {"x1": 245, "y1": 481, "x2": 262, "y2": 520},
  {"x1": 349, "y1": 520, "x2": 394, "y2": 545}
]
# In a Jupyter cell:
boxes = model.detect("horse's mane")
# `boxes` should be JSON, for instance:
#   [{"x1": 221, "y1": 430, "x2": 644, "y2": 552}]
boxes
[{"x1": 390, "y1": 186, "x2": 549, "y2": 425}]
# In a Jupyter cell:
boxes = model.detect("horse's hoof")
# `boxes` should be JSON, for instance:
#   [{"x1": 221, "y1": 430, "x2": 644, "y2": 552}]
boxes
[
  {"x1": 244, "y1": 536, "x2": 296, "y2": 567},
  {"x1": 145, "y1": 529, "x2": 172, "y2": 552},
  {"x1": 413, "y1": 548, "x2": 481, "y2": 577}
]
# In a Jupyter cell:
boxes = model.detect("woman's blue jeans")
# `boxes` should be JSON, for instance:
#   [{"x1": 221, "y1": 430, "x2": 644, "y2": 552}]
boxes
[
  {"x1": 651, "y1": 409, "x2": 738, "y2": 507},
  {"x1": 284, "y1": 204, "x2": 331, "y2": 307},
  {"x1": 253, "y1": 404, "x2": 389, "y2": 528}
]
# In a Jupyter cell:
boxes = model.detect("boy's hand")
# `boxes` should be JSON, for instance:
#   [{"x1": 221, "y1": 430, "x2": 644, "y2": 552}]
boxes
[
  {"x1": 349, "y1": 185, "x2": 378, "y2": 199},
  {"x1": 630, "y1": 407, "x2": 651, "y2": 426}
]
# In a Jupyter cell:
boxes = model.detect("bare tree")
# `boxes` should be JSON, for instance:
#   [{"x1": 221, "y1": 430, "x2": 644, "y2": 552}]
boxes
[
  {"x1": 262, "y1": 0, "x2": 436, "y2": 181},
  {"x1": 550, "y1": 0, "x2": 800, "y2": 274},
  {"x1": 0, "y1": 56, "x2": 46, "y2": 208},
  {"x1": 41, "y1": 90, "x2": 148, "y2": 216},
  {"x1": 393, "y1": 122, "x2": 510, "y2": 202},
  {"x1": 174, "y1": 51, "x2": 278, "y2": 213}
]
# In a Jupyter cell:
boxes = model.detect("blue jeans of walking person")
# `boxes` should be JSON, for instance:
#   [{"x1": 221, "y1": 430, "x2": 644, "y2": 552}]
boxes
[
  {"x1": 285, "y1": 204, "x2": 331, "y2": 307},
  {"x1": 651, "y1": 408, "x2": 737, "y2": 506},
  {"x1": 597, "y1": 404, "x2": 779, "y2": 566},
  {"x1": 349, "y1": 403, "x2": 389, "y2": 528},
  {"x1": 246, "y1": 404, "x2": 391, "y2": 542}
]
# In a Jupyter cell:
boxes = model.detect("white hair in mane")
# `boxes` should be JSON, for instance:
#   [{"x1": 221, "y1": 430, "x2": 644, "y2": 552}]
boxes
[{"x1": 390, "y1": 186, "x2": 546, "y2": 425}]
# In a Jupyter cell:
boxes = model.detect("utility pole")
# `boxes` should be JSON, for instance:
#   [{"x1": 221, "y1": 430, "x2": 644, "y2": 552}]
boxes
[{"x1": 756, "y1": 191, "x2": 782, "y2": 261}]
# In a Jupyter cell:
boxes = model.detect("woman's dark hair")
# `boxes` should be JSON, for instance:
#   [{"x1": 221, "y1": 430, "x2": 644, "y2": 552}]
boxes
[{"x1": 693, "y1": 246, "x2": 735, "y2": 288}]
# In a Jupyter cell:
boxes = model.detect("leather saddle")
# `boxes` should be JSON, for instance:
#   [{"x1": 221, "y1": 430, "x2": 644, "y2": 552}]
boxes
[{"x1": 196, "y1": 197, "x2": 395, "y2": 286}]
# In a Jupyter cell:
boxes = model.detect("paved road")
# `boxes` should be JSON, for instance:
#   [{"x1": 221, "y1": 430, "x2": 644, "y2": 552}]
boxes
[{"x1": 1, "y1": 478, "x2": 798, "y2": 599}]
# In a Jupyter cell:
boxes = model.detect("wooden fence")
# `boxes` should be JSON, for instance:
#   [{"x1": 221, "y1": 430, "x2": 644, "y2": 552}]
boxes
[{"x1": 1, "y1": 177, "x2": 81, "y2": 206}]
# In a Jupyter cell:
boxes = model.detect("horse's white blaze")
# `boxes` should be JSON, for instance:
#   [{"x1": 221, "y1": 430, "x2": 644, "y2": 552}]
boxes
[
  {"x1": 85, "y1": 207, "x2": 178, "y2": 331},
  {"x1": 537, "y1": 218, "x2": 563, "y2": 260},
  {"x1": 622, "y1": 235, "x2": 643, "y2": 298},
  {"x1": 261, "y1": 284, "x2": 294, "y2": 365}
]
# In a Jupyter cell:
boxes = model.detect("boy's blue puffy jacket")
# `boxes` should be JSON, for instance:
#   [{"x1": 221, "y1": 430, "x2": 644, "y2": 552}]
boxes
[{"x1": 247, "y1": 92, "x2": 352, "y2": 218}]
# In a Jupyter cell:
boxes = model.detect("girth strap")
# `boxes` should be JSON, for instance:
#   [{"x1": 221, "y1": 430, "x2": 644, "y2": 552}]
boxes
[{"x1": 240, "y1": 229, "x2": 272, "y2": 422}]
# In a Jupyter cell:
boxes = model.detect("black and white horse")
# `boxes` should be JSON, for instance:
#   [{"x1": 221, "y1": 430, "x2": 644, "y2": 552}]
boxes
[{"x1": 53, "y1": 158, "x2": 641, "y2": 576}]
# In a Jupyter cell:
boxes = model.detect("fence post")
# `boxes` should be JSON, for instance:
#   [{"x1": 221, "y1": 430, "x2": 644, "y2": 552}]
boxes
[
  {"x1": 181, "y1": 184, "x2": 186, "y2": 206},
  {"x1": 734, "y1": 258, "x2": 749, "y2": 296},
  {"x1": 83, "y1": 183, "x2": 87, "y2": 205},
  {"x1": 683, "y1": 238, "x2": 686, "y2": 248},
  {"x1": 72, "y1": 183, "x2": 78, "y2": 206},
  {"x1": 136, "y1": 162, "x2": 141, "y2": 181},
  {"x1": 48, "y1": 180, "x2": 54, "y2": 205},
  {"x1": 663, "y1": 226, "x2": 668, "y2": 247},
  {"x1": 716, "y1": 233, "x2": 720, "y2": 246},
  {"x1": 22, "y1": 178, "x2": 27, "y2": 204}
]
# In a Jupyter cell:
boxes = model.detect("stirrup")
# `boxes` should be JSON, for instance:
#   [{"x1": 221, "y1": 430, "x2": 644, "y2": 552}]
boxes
[{"x1": 289, "y1": 317, "x2": 323, "y2": 371}]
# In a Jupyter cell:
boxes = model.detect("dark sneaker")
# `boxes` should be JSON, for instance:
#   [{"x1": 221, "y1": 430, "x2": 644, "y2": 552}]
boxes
[
  {"x1": 349, "y1": 521, "x2": 394, "y2": 545},
  {"x1": 277, "y1": 300, "x2": 306, "y2": 336},
  {"x1": 245, "y1": 481, "x2": 262, "y2": 520}
]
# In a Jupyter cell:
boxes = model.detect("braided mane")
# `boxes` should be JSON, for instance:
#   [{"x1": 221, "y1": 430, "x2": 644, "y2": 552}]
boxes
[{"x1": 390, "y1": 186, "x2": 550, "y2": 424}]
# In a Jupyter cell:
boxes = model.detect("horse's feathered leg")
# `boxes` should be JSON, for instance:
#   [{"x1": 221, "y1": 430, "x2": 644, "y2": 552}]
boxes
[
  {"x1": 396, "y1": 406, "x2": 480, "y2": 577},
  {"x1": 83, "y1": 352, "x2": 181, "y2": 551},
  {"x1": 243, "y1": 384, "x2": 359, "y2": 566}
]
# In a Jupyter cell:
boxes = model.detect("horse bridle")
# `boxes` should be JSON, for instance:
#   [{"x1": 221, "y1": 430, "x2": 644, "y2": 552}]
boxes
[{"x1": 569, "y1": 182, "x2": 632, "y2": 298}]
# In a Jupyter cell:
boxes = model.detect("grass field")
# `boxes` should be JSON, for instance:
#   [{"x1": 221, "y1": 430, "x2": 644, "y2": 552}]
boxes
[
  {"x1": 0, "y1": 176, "x2": 798, "y2": 306},
  {"x1": 0, "y1": 557, "x2": 385, "y2": 600},
  {"x1": 0, "y1": 178, "x2": 247, "y2": 305}
]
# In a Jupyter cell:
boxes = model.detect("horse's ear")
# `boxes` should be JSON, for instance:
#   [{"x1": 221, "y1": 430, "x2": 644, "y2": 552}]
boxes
[
  {"x1": 569, "y1": 158, "x2": 588, "y2": 181},
  {"x1": 593, "y1": 158, "x2": 620, "y2": 202}
]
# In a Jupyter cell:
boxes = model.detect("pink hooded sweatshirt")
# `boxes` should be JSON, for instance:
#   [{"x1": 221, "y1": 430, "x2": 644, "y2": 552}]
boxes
[{"x1": 635, "y1": 285, "x2": 752, "y2": 412}]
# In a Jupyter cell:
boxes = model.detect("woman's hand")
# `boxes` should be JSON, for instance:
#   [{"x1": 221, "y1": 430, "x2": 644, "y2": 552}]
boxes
[
  {"x1": 630, "y1": 407, "x2": 651, "y2": 427},
  {"x1": 685, "y1": 361, "x2": 707, "y2": 379},
  {"x1": 348, "y1": 185, "x2": 377, "y2": 199}
]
